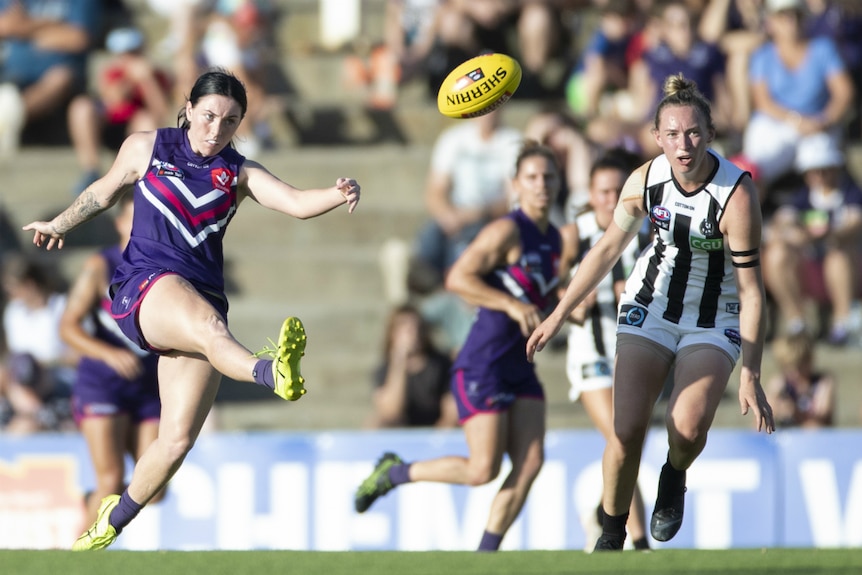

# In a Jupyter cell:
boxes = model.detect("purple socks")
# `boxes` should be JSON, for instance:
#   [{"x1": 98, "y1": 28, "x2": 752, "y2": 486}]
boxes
[
  {"x1": 109, "y1": 490, "x2": 143, "y2": 534},
  {"x1": 477, "y1": 530, "x2": 503, "y2": 551},
  {"x1": 253, "y1": 359, "x2": 275, "y2": 390},
  {"x1": 388, "y1": 463, "x2": 411, "y2": 486}
]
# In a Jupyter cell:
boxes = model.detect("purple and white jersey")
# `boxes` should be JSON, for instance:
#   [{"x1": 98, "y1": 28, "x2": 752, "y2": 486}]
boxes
[
  {"x1": 453, "y1": 209, "x2": 561, "y2": 379},
  {"x1": 112, "y1": 127, "x2": 245, "y2": 296}
]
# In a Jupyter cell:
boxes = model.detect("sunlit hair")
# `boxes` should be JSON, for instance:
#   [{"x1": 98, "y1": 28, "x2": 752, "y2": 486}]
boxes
[
  {"x1": 652, "y1": 73, "x2": 714, "y2": 133},
  {"x1": 176, "y1": 68, "x2": 248, "y2": 130},
  {"x1": 514, "y1": 139, "x2": 560, "y2": 177}
]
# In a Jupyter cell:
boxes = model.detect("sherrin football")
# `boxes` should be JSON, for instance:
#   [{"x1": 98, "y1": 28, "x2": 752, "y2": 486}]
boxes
[{"x1": 437, "y1": 53, "x2": 522, "y2": 119}]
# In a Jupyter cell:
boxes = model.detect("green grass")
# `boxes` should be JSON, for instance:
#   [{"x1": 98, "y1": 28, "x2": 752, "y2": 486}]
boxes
[{"x1": 4, "y1": 549, "x2": 862, "y2": 575}]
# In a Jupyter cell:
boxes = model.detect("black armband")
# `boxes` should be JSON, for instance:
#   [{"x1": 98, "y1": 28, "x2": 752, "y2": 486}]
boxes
[
  {"x1": 731, "y1": 248, "x2": 760, "y2": 257},
  {"x1": 733, "y1": 258, "x2": 760, "y2": 268}
]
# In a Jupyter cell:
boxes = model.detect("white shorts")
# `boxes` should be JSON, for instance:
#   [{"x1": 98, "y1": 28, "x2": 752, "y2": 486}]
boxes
[
  {"x1": 565, "y1": 316, "x2": 616, "y2": 402},
  {"x1": 616, "y1": 302, "x2": 741, "y2": 365}
]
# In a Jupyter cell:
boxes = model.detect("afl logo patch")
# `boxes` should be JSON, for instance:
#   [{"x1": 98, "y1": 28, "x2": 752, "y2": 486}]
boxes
[
  {"x1": 619, "y1": 304, "x2": 648, "y2": 327},
  {"x1": 724, "y1": 329, "x2": 742, "y2": 347},
  {"x1": 651, "y1": 206, "x2": 671, "y2": 230},
  {"x1": 155, "y1": 160, "x2": 183, "y2": 179}
]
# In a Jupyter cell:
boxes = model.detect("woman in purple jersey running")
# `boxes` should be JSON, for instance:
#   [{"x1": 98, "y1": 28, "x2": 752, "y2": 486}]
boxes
[
  {"x1": 23, "y1": 68, "x2": 361, "y2": 551},
  {"x1": 527, "y1": 74, "x2": 774, "y2": 551},
  {"x1": 354, "y1": 141, "x2": 561, "y2": 552}
]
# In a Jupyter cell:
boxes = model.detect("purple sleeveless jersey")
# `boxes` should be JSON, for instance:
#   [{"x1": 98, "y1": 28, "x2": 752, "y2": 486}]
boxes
[
  {"x1": 451, "y1": 209, "x2": 561, "y2": 421},
  {"x1": 109, "y1": 128, "x2": 245, "y2": 352}
]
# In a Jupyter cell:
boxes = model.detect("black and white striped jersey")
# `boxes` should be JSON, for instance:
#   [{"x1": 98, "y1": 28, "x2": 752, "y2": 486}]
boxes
[{"x1": 622, "y1": 151, "x2": 748, "y2": 328}]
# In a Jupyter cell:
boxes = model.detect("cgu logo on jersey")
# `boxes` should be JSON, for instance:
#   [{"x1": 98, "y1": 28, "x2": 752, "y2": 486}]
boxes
[
  {"x1": 690, "y1": 236, "x2": 724, "y2": 251},
  {"x1": 651, "y1": 206, "x2": 671, "y2": 230},
  {"x1": 693, "y1": 218, "x2": 723, "y2": 250},
  {"x1": 211, "y1": 168, "x2": 234, "y2": 193}
]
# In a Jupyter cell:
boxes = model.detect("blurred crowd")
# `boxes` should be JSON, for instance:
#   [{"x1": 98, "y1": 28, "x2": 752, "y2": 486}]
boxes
[{"x1": 0, "y1": 0, "x2": 860, "y2": 433}]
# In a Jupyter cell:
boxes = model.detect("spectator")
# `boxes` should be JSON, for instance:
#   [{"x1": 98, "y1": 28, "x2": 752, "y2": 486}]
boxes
[
  {"x1": 627, "y1": 0, "x2": 732, "y2": 156},
  {"x1": 197, "y1": 0, "x2": 287, "y2": 155},
  {"x1": 405, "y1": 109, "x2": 522, "y2": 351},
  {"x1": 344, "y1": 0, "x2": 450, "y2": 109},
  {"x1": 803, "y1": 0, "x2": 862, "y2": 141},
  {"x1": 444, "y1": 0, "x2": 569, "y2": 98},
  {"x1": 0, "y1": 0, "x2": 102, "y2": 155},
  {"x1": 0, "y1": 254, "x2": 77, "y2": 433},
  {"x1": 699, "y1": 0, "x2": 768, "y2": 134},
  {"x1": 67, "y1": 26, "x2": 172, "y2": 196},
  {"x1": 366, "y1": 304, "x2": 458, "y2": 429},
  {"x1": 767, "y1": 331, "x2": 835, "y2": 428},
  {"x1": 413, "y1": 109, "x2": 522, "y2": 289},
  {"x1": 565, "y1": 0, "x2": 645, "y2": 122},
  {"x1": 762, "y1": 134, "x2": 862, "y2": 343},
  {"x1": 741, "y1": 0, "x2": 855, "y2": 191}
]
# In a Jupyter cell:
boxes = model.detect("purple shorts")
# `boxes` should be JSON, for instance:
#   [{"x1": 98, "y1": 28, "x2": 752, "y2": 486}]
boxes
[
  {"x1": 451, "y1": 366, "x2": 545, "y2": 423},
  {"x1": 72, "y1": 354, "x2": 160, "y2": 424},
  {"x1": 110, "y1": 268, "x2": 228, "y2": 354}
]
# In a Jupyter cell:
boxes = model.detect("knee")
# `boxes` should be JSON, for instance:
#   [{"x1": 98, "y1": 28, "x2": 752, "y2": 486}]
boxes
[
  {"x1": 666, "y1": 418, "x2": 708, "y2": 453},
  {"x1": 612, "y1": 422, "x2": 649, "y2": 458},
  {"x1": 159, "y1": 433, "x2": 195, "y2": 464},
  {"x1": 203, "y1": 313, "x2": 231, "y2": 340},
  {"x1": 466, "y1": 459, "x2": 501, "y2": 487},
  {"x1": 520, "y1": 447, "x2": 545, "y2": 482}
]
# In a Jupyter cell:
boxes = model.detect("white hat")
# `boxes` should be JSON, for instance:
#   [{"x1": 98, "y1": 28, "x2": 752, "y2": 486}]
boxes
[
  {"x1": 106, "y1": 27, "x2": 144, "y2": 54},
  {"x1": 796, "y1": 134, "x2": 845, "y2": 173},
  {"x1": 766, "y1": 0, "x2": 803, "y2": 13}
]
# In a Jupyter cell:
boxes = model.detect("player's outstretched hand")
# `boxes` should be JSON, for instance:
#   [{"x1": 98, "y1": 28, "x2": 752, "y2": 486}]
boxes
[
  {"x1": 22, "y1": 221, "x2": 64, "y2": 250},
  {"x1": 526, "y1": 315, "x2": 563, "y2": 363},
  {"x1": 739, "y1": 366, "x2": 775, "y2": 434},
  {"x1": 337, "y1": 177, "x2": 360, "y2": 213}
]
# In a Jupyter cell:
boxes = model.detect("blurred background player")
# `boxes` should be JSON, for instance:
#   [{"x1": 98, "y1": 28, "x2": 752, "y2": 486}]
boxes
[
  {"x1": 59, "y1": 194, "x2": 164, "y2": 530},
  {"x1": 355, "y1": 141, "x2": 562, "y2": 552},
  {"x1": 560, "y1": 150, "x2": 650, "y2": 551}
]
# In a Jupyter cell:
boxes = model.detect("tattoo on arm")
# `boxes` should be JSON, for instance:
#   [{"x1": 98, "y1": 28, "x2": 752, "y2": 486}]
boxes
[{"x1": 52, "y1": 190, "x2": 107, "y2": 235}]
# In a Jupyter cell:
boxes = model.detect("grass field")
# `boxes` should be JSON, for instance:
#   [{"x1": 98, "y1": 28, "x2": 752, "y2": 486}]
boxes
[{"x1": 4, "y1": 549, "x2": 862, "y2": 575}]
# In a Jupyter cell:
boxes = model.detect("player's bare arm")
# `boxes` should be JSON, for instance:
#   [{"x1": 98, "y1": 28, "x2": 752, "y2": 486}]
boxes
[
  {"x1": 239, "y1": 161, "x2": 360, "y2": 218},
  {"x1": 723, "y1": 175, "x2": 774, "y2": 433},
  {"x1": 24, "y1": 132, "x2": 153, "y2": 249}
]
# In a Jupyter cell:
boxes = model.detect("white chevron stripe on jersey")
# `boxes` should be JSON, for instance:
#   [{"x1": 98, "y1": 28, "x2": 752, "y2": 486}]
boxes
[
  {"x1": 140, "y1": 182, "x2": 236, "y2": 248},
  {"x1": 164, "y1": 175, "x2": 227, "y2": 208}
]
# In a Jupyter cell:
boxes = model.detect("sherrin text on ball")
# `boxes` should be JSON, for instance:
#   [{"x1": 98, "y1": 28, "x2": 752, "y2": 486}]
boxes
[{"x1": 437, "y1": 53, "x2": 522, "y2": 119}]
